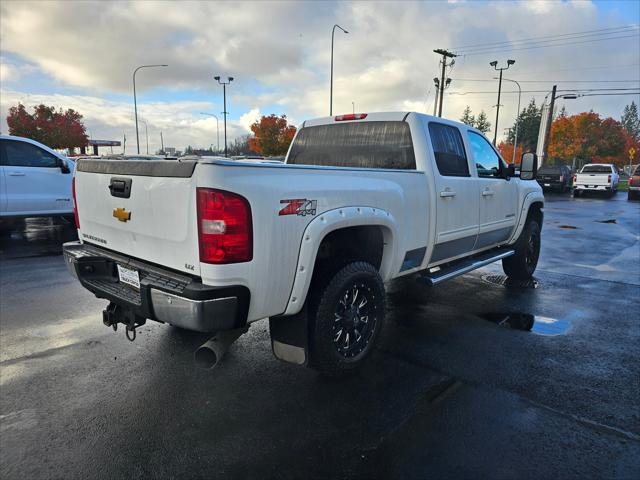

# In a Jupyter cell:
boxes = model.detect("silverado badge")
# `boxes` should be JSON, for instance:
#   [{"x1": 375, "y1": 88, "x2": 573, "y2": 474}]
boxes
[{"x1": 113, "y1": 207, "x2": 131, "y2": 222}]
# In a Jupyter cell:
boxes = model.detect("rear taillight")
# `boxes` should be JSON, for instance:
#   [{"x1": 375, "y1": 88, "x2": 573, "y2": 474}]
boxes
[
  {"x1": 573, "y1": 175, "x2": 577, "y2": 184},
  {"x1": 630, "y1": 177, "x2": 635, "y2": 186},
  {"x1": 608, "y1": 174, "x2": 612, "y2": 183},
  {"x1": 559, "y1": 175, "x2": 564, "y2": 182},
  {"x1": 196, "y1": 188, "x2": 252, "y2": 264},
  {"x1": 72, "y1": 177, "x2": 80, "y2": 229},
  {"x1": 335, "y1": 113, "x2": 367, "y2": 121}
]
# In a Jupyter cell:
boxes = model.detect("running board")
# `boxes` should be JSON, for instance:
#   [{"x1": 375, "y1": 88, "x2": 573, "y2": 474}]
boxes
[{"x1": 418, "y1": 248, "x2": 515, "y2": 286}]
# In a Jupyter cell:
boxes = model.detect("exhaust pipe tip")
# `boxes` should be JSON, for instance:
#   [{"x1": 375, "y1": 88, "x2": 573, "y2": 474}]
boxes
[
  {"x1": 194, "y1": 327, "x2": 248, "y2": 370},
  {"x1": 194, "y1": 344, "x2": 220, "y2": 369}
]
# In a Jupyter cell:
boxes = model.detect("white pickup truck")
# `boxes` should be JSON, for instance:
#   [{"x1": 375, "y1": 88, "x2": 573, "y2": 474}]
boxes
[
  {"x1": 573, "y1": 163, "x2": 619, "y2": 197},
  {"x1": 63, "y1": 112, "x2": 544, "y2": 376}
]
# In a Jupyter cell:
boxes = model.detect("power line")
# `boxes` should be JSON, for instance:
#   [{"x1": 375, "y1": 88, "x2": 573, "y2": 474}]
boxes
[
  {"x1": 450, "y1": 24, "x2": 638, "y2": 50},
  {"x1": 448, "y1": 88, "x2": 640, "y2": 95},
  {"x1": 451, "y1": 78, "x2": 640, "y2": 83},
  {"x1": 456, "y1": 33, "x2": 639, "y2": 56},
  {"x1": 454, "y1": 26, "x2": 638, "y2": 54}
]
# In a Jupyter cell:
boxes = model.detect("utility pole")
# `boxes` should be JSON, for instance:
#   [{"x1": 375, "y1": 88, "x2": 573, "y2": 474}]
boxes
[
  {"x1": 330, "y1": 24, "x2": 349, "y2": 116},
  {"x1": 433, "y1": 49, "x2": 457, "y2": 117},
  {"x1": 433, "y1": 78, "x2": 439, "y2": 116},
  {"x1": 160, "y1": 131, "x2": 164, "y2": 153},
  {"x1": 542, "y1": 84, "x2": 557, "y2": 164}
]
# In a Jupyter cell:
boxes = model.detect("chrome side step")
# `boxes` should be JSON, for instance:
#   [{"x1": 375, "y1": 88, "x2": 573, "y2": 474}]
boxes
[{"x1": 418, "y1": 248, "x2": 515, "y2": 286}]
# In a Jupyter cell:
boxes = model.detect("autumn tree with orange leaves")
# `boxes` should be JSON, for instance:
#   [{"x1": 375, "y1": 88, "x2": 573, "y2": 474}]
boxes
[
  {"x1": 548, "y1": 111, "x2": 637, "y2": 167},
  {"x1": 248, "y1": 114, "x2": 297, "y2": 156},
  {"x1": 6, "y1": 103, "x2": 88, "y2": 149}
]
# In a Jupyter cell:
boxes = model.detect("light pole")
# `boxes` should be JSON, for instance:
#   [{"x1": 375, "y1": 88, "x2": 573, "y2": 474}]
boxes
[
  {"x1": 540, "y1": 86, "x2": 579, "y2": 165},
  {"x1": 133, "y1": 64, "x2": 168, "y2": 154},
  {"x1": 330, "y1": 24, "x2": 349, "y2": 116},
  {"x1": 140, "y1": 120, "x2": 149, "y2": 154},
  {"x1": 490, "y1": 59, "x2": 515, "y2": 145},
  {"x1": 498, "y1": 77, "x2": 521, "y2": 164},
  {"x1": 214, "y1": 76, "x2": 234, "y2": 157},
  {"x1": 200, "y1": 112, "x2": 220, "y2": 153}
]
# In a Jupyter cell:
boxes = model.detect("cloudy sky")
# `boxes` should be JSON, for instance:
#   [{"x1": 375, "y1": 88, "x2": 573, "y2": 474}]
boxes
[{"x1": 1, "y1": 0, "x2": 638, "y2": 153}]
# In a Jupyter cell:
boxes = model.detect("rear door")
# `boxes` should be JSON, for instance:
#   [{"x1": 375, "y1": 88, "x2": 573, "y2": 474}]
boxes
[
  {"x1": 424, "y1": 121, "x2": 479, "y2": 264},
  {"x1": 0, "y1": 139, "x2": 72, "y2": 215},
  {"x1": 466, "y1": 131, "x2": 517, "y2": 250}
]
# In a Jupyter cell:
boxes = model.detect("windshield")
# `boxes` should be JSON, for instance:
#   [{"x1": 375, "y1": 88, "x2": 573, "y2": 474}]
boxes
[
  {"x1": 287, "y1": 121, "x2": 416, "y2": 170},
  {"x1": 581, "y1": 165, "x2": 612, "y2": 173}
]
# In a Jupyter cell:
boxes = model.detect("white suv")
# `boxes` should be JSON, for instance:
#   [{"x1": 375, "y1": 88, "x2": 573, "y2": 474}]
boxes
[{"x1": 0, "y1": 135, "x2": 75, "y2": 223}]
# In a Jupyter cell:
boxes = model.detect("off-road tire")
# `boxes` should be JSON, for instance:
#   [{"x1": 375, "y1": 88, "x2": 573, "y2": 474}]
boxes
[
  {"x1": 307, "y1": 261, "x2": 385, "y2": 377},
  {"x1": 572, "y1": 189, "x2": 580, "y2": 198},
  {"x1": 629, "y1": 190, "x2": 637, "y2": 201},
  {"x1": 502, "y1": 220, "x2": 541, "y2": 280}
]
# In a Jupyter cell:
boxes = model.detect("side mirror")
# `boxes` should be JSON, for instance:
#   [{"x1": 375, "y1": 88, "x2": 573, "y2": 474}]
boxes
[
  {"x1": 520, "y1": 152, "x2": 538, "y2": 180},
  {"x1": 59, "y1": 159, "x2": 71, "y2": 174}
]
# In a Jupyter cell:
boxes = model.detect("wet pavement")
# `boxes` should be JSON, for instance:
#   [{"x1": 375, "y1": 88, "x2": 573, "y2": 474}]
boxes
[{"x1": 1, "y1": 193, "x2": 639, "y2": 479}]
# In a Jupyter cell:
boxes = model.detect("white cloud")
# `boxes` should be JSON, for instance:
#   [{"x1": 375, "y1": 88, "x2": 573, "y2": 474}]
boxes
[{"x1": 239, "y1": 108, "x2": 261, "y2": 132}]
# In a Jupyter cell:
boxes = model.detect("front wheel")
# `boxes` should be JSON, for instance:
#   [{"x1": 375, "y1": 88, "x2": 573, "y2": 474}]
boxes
[
  {"x1": 502, "y1": 220, "x2": 541, "y2": 280},
  {"x1": 308, "y1": 262, "x2": 385, "y2": 377}
]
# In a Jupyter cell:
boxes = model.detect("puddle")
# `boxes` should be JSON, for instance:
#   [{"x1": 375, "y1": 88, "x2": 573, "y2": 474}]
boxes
[
  {"x1": 595, "y1": 219, "x2": 617, "y2": 224},
  {"x1": 558, "y1": 225, "x2": 580, "y2": 229},
  {"x1": 481, "y1": 274, "x2": 540, "y2": 289},
  {"x1": 481, "y1": 312, "x2": 571, "y2": 336}
]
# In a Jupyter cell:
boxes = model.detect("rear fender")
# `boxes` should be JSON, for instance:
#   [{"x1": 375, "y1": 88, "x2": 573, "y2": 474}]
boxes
[{"x1": 283, "y1": 206, "x2": 398, "y2": 316}]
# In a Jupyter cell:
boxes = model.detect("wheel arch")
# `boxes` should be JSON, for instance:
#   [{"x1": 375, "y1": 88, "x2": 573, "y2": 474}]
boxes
[
  {"x1": 508, "y1": 192, "x2": 545, "y2": 244},
  {"x1": 282, "y1": 206, "x2": 398, "y2": 316}
]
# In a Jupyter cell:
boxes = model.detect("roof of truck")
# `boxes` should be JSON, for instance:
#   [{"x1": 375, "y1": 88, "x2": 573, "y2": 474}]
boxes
[{"x1": 302, "y1": 111, "x2": 475, "y2": 132}]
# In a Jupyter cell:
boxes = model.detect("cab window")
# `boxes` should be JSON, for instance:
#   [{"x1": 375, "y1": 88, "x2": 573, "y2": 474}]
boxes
[
  {"x1": 468, "y1": 132, "x2": 503, "y2": 178},
  {"x1": 1, "y1": 140, "x2": 59, "y2": 168}
]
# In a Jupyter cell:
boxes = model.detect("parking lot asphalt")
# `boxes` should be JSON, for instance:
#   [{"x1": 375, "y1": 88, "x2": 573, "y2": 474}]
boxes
[{"x1": 1, "y1": 192, "x2": 639, "y2": 479}]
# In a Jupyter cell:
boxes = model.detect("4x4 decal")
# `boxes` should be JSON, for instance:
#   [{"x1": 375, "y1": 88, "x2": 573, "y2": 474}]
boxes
[{"x1": 279, "y1": 199, "x2": 317, "y2": 216}]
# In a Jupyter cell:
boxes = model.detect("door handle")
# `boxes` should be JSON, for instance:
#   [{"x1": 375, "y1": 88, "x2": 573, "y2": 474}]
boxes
[
  {"x1": 482, "y1": 189, "x2": 495, "y2": 196},
  {"x1": 8, "y1": 172, "x2": 26, "y2": 176},
  {"x1": 439, "y1": 190, "x2": 457, "y2": 198}
]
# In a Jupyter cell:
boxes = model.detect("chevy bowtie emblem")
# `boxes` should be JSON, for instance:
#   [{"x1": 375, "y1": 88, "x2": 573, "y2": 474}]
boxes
[{"x1": 113, "y1": 207, "x2": 131, "y2": 222}]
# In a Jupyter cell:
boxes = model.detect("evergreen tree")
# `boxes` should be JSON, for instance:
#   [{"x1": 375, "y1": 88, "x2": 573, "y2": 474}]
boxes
[
  {"x1": 621, "y1": 101, "x2": 640, "y2": 140},
  {"x1": 460, "y1": 105, "x2": 475, "y2": 126},
  {"x1": 507, "y1": 98, "x2": 542, "y2": 152},
  {"x1": 474, "y1": 110, "x2": 491, "y2": 133}
]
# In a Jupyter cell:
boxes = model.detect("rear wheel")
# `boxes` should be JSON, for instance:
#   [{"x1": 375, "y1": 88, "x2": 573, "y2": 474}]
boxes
[
  {"x1": 502, "y1": 220, "x2": 541, "y2": 280},
  {"x1": 572, "y1": 189, "x2": 580, "y2": 198},
  {"x1": 307, "y1": 262, "x2": 385, "y2": 377},
  {"x1": 629, "y1": 190, "x2": 638, "y2": 201}
]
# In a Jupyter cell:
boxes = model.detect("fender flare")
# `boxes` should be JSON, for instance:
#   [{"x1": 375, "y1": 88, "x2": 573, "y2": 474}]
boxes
[
  {"x1": 282, "y1": 206, "x2": 399, "y2": 316},
  {"x1": 508, "y1": 191, "x2": 545, "y2": 243}
]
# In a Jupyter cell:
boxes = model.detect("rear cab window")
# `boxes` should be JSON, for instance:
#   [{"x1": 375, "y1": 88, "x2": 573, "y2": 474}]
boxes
[
  {"x1": 581, "y1": 165, "x2": 612, "y2": 174},
  {"x1": 427, "y1": 122, "x2": 469, "y2": 177},
  {"x1": 287, "y1": 121, "x2": 416, "y2": 170}
]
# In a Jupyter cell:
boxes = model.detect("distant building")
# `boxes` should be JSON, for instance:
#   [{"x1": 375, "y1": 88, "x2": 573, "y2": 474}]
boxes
[{"x1": 80, "y1": 139, "x2": 121, "y2": 156}]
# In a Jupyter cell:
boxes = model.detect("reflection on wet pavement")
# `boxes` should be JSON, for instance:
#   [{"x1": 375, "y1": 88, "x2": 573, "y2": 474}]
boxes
[
  {"x1": 0, "y1": 217, "x2": 77, "y2": 259},
  {"x1": 480, "y1": 312, "x2": 571, "y2": 336}
]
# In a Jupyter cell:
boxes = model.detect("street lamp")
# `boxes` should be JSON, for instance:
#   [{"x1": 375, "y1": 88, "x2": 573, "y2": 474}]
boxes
[
  {"x1": 214, "y1": 76, "x2": 234, "y2": 157},
  {"x1": 330, "y1": 24, "x2": 349, "y2": 116},
  {"x1": 140, "y1": 120, "x2": 149, "y2": 154},
  {"x1": 490, "y1": 59, "x2": 515, "y2": 145},
  {"x1": 200, "y1": 112, "x2": 220, "y2": 153},
  {"x1": 540, "y1": 85, "x2": 580, "y2": 165},
  {"x1": 497, "y1": 77, "x2": 521, "y2": 164},
  {"x1": 133, "y1": 64, "x2": 168, "y2": 154}
]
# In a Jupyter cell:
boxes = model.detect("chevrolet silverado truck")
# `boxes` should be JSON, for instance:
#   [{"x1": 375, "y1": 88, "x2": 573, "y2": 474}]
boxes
[
  {"x1": 573, "y1": 163, "x2": 619, "y2": 197},
  {"x1": 63, "y1": 112, "x2": 544, "y2": 376}
]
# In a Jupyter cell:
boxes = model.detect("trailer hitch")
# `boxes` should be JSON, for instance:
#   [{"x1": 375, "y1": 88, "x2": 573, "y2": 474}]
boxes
[{"x1": 102, "y1": 302, "x2": 146, "y2": 341}]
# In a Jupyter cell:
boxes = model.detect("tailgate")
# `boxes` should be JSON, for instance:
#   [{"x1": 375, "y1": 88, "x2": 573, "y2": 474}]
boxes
[
  {"x1": 576, "y1": 174, "x2": 610, "y2": 186},
  {"x1": 74, "y1": 159, "x2": 200, "y2": 275}
]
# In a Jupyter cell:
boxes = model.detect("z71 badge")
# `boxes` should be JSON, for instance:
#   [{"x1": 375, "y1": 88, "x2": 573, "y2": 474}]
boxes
[{"x1": 279, "y1": 199, "x2": 317, "y2": 217}]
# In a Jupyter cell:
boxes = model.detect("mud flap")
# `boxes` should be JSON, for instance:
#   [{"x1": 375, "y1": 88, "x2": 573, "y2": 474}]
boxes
[{"x1": 269, "y1": 308, "x2": 309, "y2": 366}]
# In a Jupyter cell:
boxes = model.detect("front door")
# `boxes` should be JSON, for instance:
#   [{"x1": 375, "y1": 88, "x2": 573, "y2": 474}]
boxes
[
  {"x1": 466, "y1": 131, "x2": 517, "y2": 250},
  {"x1": 0, "y1": 139, "x2": 72, "y2": 215},
  {"x1": 425, "y1": 121, "x2": 480, "y2": 264}
]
